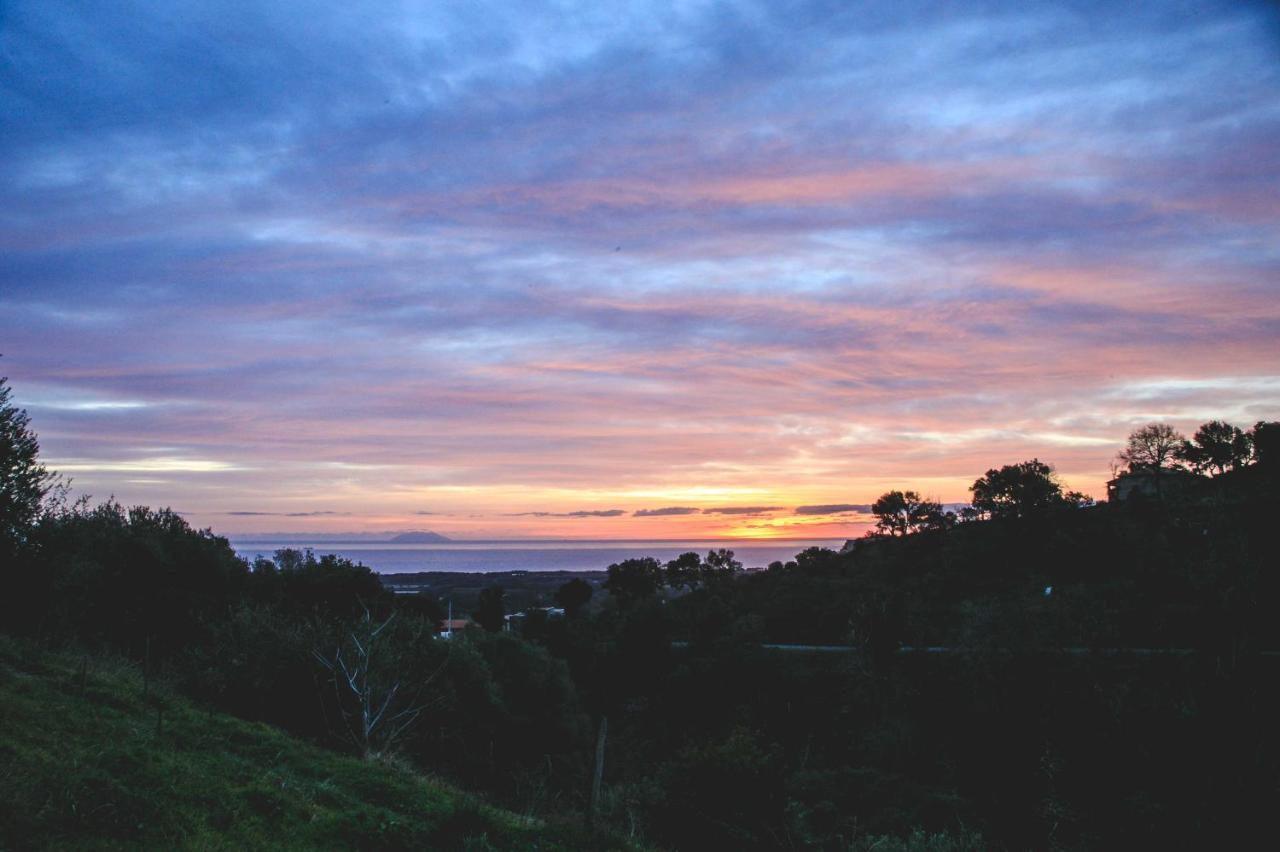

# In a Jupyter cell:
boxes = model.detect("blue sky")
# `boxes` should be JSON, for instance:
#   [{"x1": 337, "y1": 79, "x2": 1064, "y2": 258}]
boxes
[{"x1": 3, "y1": 1, "x2": 1278, "y2": 537}]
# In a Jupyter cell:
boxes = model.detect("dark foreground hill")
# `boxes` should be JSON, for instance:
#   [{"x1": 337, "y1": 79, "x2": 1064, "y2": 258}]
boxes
[{"x1": 0, "y1": 636, "x2": 606, "y2": 851}]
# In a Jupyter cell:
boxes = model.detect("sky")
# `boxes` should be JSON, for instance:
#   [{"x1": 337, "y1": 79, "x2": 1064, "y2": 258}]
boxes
[{"x1": 2, "y1": 1, "x2": 1279, "y2": 540}]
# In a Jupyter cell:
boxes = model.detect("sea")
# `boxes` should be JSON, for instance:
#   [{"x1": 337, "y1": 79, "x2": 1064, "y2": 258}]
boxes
[{"x1": 230, "y1": 538, "x2": 848, "y2": 575}]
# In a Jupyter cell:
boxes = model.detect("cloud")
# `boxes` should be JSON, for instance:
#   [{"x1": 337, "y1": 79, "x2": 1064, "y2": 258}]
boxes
[
  {"x1": 633, "y1": 506, "x2": 700, "y2": 517},
  {"x1": 793, "y1": 504, "x2": 873, "y2": 515},
  {"x1": 510, "y1": 509, "x2": 627, "y2": 518},
  {"x1": 225, "y1": 511, "x2": 350, "y2": 517},
  {"x1": 701, "y1": 506, "x2": 785, "y2": 515},
  {"x1": 3, "y1": 0, "x2": 1278, "y2": 535}
]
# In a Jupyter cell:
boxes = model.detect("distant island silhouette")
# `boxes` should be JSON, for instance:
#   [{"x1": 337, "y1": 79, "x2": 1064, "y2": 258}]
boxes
[{"x1": 388, "y1": 531, "x2": 453, "y2": 543}]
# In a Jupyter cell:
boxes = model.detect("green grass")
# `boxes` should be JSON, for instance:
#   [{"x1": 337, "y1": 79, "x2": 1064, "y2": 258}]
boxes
[{"x1": 0, "y1": 636, "x2": 619, "y2": 851}]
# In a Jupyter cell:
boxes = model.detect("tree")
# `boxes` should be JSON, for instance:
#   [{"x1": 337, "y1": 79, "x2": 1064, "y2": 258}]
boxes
[
  {"x1": 0, "y1": 375, "x2": 57, "y2": 554},
  {"x1": 266, "y1": 548, "x2": 392, "y2": 619},
  {"x1": 1117, "y1": 423, "x2": 1185, "y2": 473},
  {"x1": 665, "y1": 551, "x2": 704, "y2": 590},
  {"x1": 473, "y1": 586, "x2": 506, "y2": 632},
  {"x1": 603, "y1": 557, "x2": 664, "y2": 608},
  {"x1": 969, "y1": 459, "x2": 1069, "y2": 520},
  {"x1": 313, "y1": 608, "x2": 434, "y2": 757},
  {"x1": 554, "y1": 577, "x2": 594, "y2": 618},
  {"x1": 702, "y1": 548, "x2": 742, "y2": 582},
  {"x1": 793, "y1": 546, "x2": 840, "y2": 574},
  {"x1": 1063, "y1": 490, "x2": 1094, "y2": 508},
  {"x1": 871, "y1": 490, "x2": 944, "y2": 537},
  {"x1": 1178, "y1": 421, "x2": 1251, "y2": 475},
  {"x1": 1248, "y1": 421, "x2": 1278, "y2": 468},
  {"x1": 663, "y1": 550, "x2": 741, "y2": 591},
  {"x1": 1117, "y1": 423, "x2": 1188, "y2": 499}
]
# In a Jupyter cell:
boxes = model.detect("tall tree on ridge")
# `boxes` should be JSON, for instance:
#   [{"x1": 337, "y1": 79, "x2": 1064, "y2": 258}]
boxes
[{"x1": 0, "y1": 374, "x2": 58, "y2": 557}]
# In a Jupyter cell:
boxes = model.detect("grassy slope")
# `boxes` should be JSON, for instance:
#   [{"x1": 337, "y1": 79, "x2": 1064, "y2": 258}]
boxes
[{"x1": 0, "y1": 637, "x2": 616, "y2": 851}]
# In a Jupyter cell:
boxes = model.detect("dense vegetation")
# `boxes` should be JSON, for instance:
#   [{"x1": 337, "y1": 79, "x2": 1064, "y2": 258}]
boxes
[
  {"x1": 2, "y1": 373, "x2": 1278, "y2": 849},
  {"x1": 0, "y1": 635, "x2": 611, "y2": 851}
]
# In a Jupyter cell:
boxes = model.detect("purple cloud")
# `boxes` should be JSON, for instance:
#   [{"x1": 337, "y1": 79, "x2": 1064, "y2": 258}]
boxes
[
  {"x1": 794, "y1": 504, "x2": 873, "y2": 516},
  {"x1": 225, "y1": 511, "x2": 350, "y2": 517},
  {"x1": 510, "y1": 510, "x2": 628, "y2": 518},
  {"x1": 702, "y1": 507, "x2": 786, "y2": 516},
  {"x1": 633, "y1": 507, "x2": 701, "y2": 517}
]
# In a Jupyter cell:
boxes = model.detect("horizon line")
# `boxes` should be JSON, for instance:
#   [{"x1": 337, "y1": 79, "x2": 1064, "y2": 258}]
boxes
[{"x1": 226, "y1": 535, "x2": 853, "y2": 544}]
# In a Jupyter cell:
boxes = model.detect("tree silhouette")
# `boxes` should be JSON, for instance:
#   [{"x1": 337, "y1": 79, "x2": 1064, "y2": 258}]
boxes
[
  {"x1": 702, "y1": 548, "x2": 742, "y2": 582},
  {"x1": 1118, "y1": 423, "x2": 1187, "y2": 498},
  {"x1": 1118, "y1": 423, "x2": 1185, "y2": 473},
  {"x1": 554, "y1": 577, "x2": 594, "y2": 618},
  {"x1": 664, "y1": 551, "x2": 703, "y2": 590},
  {"x1": 871, "y1": 490, "x2": 944, "y2": 536},
  {"x1": 473, "y1": 586, "x2": 506, "y2": 632},
  {"x1": 0, "y1": 374, "x2": 57, "y2": 555},
  {"x1": 970, "y1": 459, "x2": 1069, "y2": 520},
  {"x1": 1251, "y1": 421, "x2": 1279, "y2": 468},
  {"x1": 603, "y1": 557, "x2": 664, "y2": 608},
  {"x1": 1178, "y1": 420, "x2": 1251, "y2": 475}
]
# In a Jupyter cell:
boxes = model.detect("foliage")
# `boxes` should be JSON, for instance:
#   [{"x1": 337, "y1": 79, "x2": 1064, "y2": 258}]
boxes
[
  {"x1": 175, "y1": 601, "x2": 322, "y2": 730},
  {"x1": 603, "y1": 557, "x2": 664, "y2": 608},
  {"x1": 663, "y1": 549, "x2": 742, "y2": 591},
  {"x1": 872, "y1": 490, "x2": 946, "y2": 537},
  {"x1": 664, "y1": 551, "x2": 703, "y2": 590},
  {"x1": 1252, "y1": 420, "x2": 1280, "y2": 467},
  {"x1": 554, "y1": 578, "x2": 594, "y2": 617},
  {"x1": 969, "y1": 459, "x2": 1072, "y2": 520},
  {"x1": 1178, "y1": 420, "x2": 1252, "y2": 474},
  {"x1": 793, "y1": 545, "x2": 841, "y2": 574},
  {"x1": 255, "y1": 547, "x2": 392, "y2": 620},
  {"x1": 647, "y1": 728, "x2": 786, "y2": 850},
  {"x1": 474, "y1": 586, "x2": 507, "y2": 632},
  {"x1": 0, "y1": 636, "x2": 612, "y2": 851},
  {"x1": 0, "y1": 375, "x2": 57, "y2": 557},
  {"x1": 9, "y1": 501, "x2": 250, "y2": 653},
  {"x1": 845, "y1": 829, "x2": 986, "y2": 851},
  {"x1": 703, "y1": 548, "x2": 742, "y2": 577}
]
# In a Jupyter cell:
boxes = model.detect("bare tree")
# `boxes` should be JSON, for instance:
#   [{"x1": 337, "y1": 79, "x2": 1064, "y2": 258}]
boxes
[
  {"x1": 1117, "y1": 423, "x2": 1185, "y2": 472},
  {"x1": 1117, "y1": 423, "x2": 1186, "y2": 498},
  {"x1": 314, "y1": 608, "x2": 441, "y2": 758}
]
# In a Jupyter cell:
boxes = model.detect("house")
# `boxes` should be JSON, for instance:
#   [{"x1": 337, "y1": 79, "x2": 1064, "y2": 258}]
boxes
[
  {"x1": 1106, "y1": 468, "x2": 1202, "y2": 502},
  {"x1": 440, "y1": 618, "x2": 472, "y2": 639},
  {"x1": 503, "y1": 607, "x2": 566, "y2": 633}
]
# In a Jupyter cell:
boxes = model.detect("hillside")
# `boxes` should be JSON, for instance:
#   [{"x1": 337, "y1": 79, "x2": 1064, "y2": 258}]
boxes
[{"x1": 0, "y1": 636, "x2": 609, "y2": 851}]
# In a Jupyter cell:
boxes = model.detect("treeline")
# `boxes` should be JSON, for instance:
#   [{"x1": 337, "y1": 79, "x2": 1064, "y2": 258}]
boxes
[
  {"x1": 488, "y1": 418, "x2": 1280, "y2": 847},
  {"x1": 1, "y1": 499, "x2": 589, "y2": 809}
]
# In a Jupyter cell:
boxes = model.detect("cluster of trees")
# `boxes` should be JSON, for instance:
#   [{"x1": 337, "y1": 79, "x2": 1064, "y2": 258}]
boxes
[
  {"x1": 864, "y1": 419, "x2": 1279, "y2": 543},
  {"x1": 599, "y1": 548, "x2": 742, "y2": 607},
  {"x1": 867, "y1": 458, "x2": 1088, "y2": 540},
  {"x1": 0, "y1": 378, "x2": 591, "y2": 813},
  {"x1": 1119, "y1": 419, "x2": 1277, "y2": 475}
]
